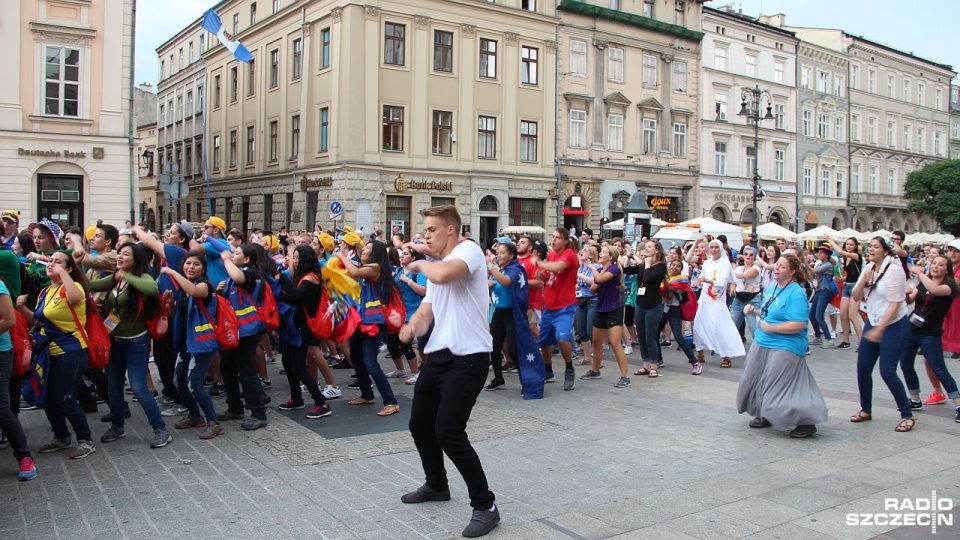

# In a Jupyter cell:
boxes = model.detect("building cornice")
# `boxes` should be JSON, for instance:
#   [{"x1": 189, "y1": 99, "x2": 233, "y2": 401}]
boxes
[
  {"x1": 29, "y1": 21, "x2": 97, "y2": 46},
  {"x1": 558, "y1": 0, "x2": 704, "y2": 42},
  {"x1": 797, "y1": 42, "x2": 848, "y2": 69},
  {"x1": 703, "y1": 7, "x2": 797, "y2": 41}
]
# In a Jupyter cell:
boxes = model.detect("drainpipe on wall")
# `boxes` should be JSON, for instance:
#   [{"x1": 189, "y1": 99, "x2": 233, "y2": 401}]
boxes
[{"x1": 128, "y1": 0, "x2": 138, "y2": 225}]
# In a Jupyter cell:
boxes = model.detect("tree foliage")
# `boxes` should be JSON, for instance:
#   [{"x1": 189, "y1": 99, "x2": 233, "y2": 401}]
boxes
[{"x1": 904, "y1": 160, "x2": 960, "y2": 235}]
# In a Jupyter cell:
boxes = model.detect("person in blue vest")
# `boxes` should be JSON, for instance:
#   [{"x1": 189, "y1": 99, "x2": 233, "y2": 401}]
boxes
[
  {"x1": 160, "y1": 251, "x2": 222, "y2": 439},
  {"x1": 191, "y1": 216, "x2": 232, "y2": 396},
  {"x1": 217, "y1": 244, "x2": 268, "y2": 430},
  {"x1": 1, "y1": 211, "x2": 19, "y2": 251}
]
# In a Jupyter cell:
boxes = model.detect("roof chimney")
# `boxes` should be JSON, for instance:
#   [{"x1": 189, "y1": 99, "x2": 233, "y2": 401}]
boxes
[{"x1": 138, "y1": 82, "x2": 154, "y2": 93}]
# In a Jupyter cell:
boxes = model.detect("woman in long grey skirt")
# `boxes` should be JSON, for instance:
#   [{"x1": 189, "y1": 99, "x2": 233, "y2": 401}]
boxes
[{"x1": 737, "y1": 253, "x2": 828, "y2": 438}]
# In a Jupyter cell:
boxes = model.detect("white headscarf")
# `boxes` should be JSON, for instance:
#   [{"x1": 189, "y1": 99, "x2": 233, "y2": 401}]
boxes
[{"x1": 702, "y1": 239, "x2": 735, "y2": 290}]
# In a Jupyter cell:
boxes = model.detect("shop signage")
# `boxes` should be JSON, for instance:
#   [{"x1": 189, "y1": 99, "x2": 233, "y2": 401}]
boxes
[
  {"x1": 394, "y1": 173, "x2": 452, "y2": 192},
  {"x1": 647, "y1": 196, "x2": 676, "y2": 211},
  {"x1": 18, "y1": 148, "x2": 88, "y2": 159},
  {"x1": 714, "y1": 193, "x2": 752, "y2": 204},
  {"x1": 300, "y1": 176, "x2": 334, "y2": 191}
]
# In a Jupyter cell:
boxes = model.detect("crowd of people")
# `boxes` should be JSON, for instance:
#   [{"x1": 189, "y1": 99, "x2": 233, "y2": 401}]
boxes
[{"x1": 2, "y1": 206, "x2": 960, "y2": 537}]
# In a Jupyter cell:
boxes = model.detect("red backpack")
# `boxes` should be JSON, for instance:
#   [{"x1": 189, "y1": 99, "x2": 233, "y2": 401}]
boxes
[
  {"x1": 137, "y1": 295, "x2": 169, "y2": 340},
  {"x1": 10, "y1": 311, "x2": 32, "y2": 376},
  {"x1": 381, "y1": 287, "x2": 406, "y2": 334},
  {"x1": 299, "y1": 274, "x2": 334, "y2": 340},
  {"x1": 239, "y1": 278, "x2": 280, "y2": 332},
  {"x1": 65, "y1": 295, "x2": 111, "y2": 369},
  {"x1": 198, "y1": 293, "x2": 240, "y2": 350}
]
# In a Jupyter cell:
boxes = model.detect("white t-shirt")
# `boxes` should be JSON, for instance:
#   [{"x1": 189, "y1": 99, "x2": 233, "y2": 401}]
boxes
[
  {"x1": 422, "y1": 240, "x2": 493, "y2": 355},
  {"x1": 857, "y1": 257, "x2": 908, "y2": 326}
]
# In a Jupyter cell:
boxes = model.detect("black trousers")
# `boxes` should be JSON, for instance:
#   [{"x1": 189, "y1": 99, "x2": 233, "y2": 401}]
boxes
[
  {"x1": 221, "y1": 333, "x2": 266, "y2": 420},
  {"x1": 489, "y1": 308, "x2": 516, "y2": 380},
  {"x1": 387, "y1": 332, "x2": 416, "y2": 362},
  {"x1": 409, "y1": 351, "x2": 495, "y2": 510},
  {"x1": 153, "y1": 333, "x2": 179, "y2": 401},
  {"x1": 281, "y1": 331, "x2": 325, "y2": 406}
]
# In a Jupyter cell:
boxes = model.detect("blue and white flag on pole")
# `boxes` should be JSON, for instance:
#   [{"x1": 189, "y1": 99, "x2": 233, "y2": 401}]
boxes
[{"x1": 201, "y1": 9, "x2": 253, "y2": 63}]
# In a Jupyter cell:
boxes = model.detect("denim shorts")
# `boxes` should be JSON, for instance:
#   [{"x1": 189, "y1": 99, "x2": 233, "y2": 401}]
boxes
[{"x1": 842, "y1": 282, "x2": 855, "y2": 298}]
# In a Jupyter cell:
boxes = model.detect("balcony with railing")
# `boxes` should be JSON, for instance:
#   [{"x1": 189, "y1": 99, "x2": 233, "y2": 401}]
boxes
[{"x1": 849, "y1": 192, "x2": 908, "y2": 209}]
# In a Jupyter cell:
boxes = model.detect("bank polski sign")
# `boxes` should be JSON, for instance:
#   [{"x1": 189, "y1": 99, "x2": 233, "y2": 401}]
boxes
[{"x1": 846, "y1": 491, "x2": 953, "y2": 533}]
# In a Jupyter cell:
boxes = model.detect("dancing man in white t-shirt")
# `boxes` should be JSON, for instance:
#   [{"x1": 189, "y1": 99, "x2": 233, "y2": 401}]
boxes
[{"x1": 398, "y1": 205, "x2": 499, "y2": 538}]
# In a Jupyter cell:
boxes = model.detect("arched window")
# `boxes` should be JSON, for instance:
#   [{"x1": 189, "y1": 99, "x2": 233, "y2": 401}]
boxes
[
  {"x1": 770, "y1": 212, "x2": 783, "y2": 225},
  {"x1": 711, "y1": 206, "x2": 728, "y2": 222},
  {"x1": 740, "y1": 207, "x2": 754, "y2": 225},
  {"x1": 831, "y1": 217, "x2": 843, "y2": 230},
  {"x1": 479, "y1": 195, "x2": 498, "y2": 212}
]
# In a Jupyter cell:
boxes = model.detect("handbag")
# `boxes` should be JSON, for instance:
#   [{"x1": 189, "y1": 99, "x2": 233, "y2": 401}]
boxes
[
  {"x1": 197, "y1": 293, "x2": 240, "y2": 350},
  {"x1": 137, "y1": 295, "x2": 169, "y2": 340}
]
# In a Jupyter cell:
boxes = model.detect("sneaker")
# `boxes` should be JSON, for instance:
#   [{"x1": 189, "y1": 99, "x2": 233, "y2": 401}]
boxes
[
  {"x1": 575, "y1": 357, "x2": 592, "y2": 365},
  {"x1": 158, "y1": 395, "x2": 176, "y2": 405},
  {"x1": 614, "y1": 376, "x2": 631, "y2": 388},
  {"x1": 322, "y1": 385, "x2": 342, "y2": 399},
  {"x1": 385, "y1": 369, "x2": 406, "y2": 378},
  {"x1": 623, "y1": 345, "x2": 633, "y2": 354},
  {"x1": 241, "y1": 417, "x2": 268, "y2": 430},
  {"x1": 657, "y1": 361, "x2": 665, "y2": 369},
  {"x1": 306, "y1": 403, "x2": 332, "y2": 419},
  {"x1": 265, "y1": 355, "x2": 276, "y2": 364},
  {"x1": 347, "y1": 380, "x2": 361, "y2": 389},
  {"x1": 580, "y1": 370, "x2": 601, "y2": 380},
  {"x1": 203, "y1": 376, "x2": 215, "y2": 386},
  {"x1": 69, "y1": 440, "x2": 96, "y2": 459},
  {"x1": 198, "y1": 422, "x2": 224, "y2": 439},
  {"x1": 462, "y1": 506, "x2": 501, "y2": 538},
  {"x1": 831, "y1": 331, "x2": 838, "y2": 339},
  {"x1": 149, "y1": 429, "x2": 172, "y2": 448},
  {"x1": 805, "y1": 346, "x2": 811, "y2": 356},
  {"x1": 17, "y1": 457, "x2": 37, "y2": 481},
  {"x1": 789, "y1": 425, "x2": 818, "y2": 438},
  {"x1": 132, "y1": 390, "x2": 159, "y2": 403},
  {"x1": 38, "y1": 437, "x2": 72, "y2": 453},
  {"x1": 836, "y1": 342, "x2": 851, "y2": 349},
  {"x1": 100, "y1": 426, "x2": 125, "y2": 443},
  {"x1": 161, "y1": 405, "x2": 188, "y2": 417},
  {"x1": 505, "y1": 365, "x2": 518, "y2": 373},
  {"x1": 278, "y1": 399, "x2": 305, "y2": 410},
  {"x1": 208, "y1": 382, "x2": 226, "y2": 397},
  {"x1": 749, "y1": 417, "x2": 772, "y2": 428},
  {"x1": 217, "y1": 409, "x2": 245, "y2": 421},
  {"x1": 405, "y1": 373, "x2": 419, "y2": 385},
  {"x1": 660, "y1": 340, "x2": 672, "y2": 347},
  {"x1": 955, "y1": 406, "x2": 960, "y2": 423},
  {"x1": 820, "y1": 341, "x2": 834, "y2": 349},
  {"x1": 259, "y1": 377, "x2": 272, "y2": 389},
  {"x1": 910, "y1": 399, "x2": 923, "y2": 410},
  {"x1": 379, "y1": 343, "x2": 388, "y2": 353},
  {"x1": 544, "y1": 371, "x2": 555, "y2": 383},
  {"x1": 401, "y1": 483, "x2": 451, "y2": 504},
  {"x1": 563, "y1": 368, "x2": 576, "y2": 391},
  {"x1": 173, "y1": 416, "x2": 206, "y2": 429},
  {"x1": 924, "y1": 392, "x2": 948, "y2": 405},
  {"x1": 484, "y1": 378, "x2": 505, "y2": 391}
]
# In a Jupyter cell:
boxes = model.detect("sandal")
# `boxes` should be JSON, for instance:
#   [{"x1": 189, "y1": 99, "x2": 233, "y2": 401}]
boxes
[
  {"x1": 720, "y1": 358, "x2": 732, "y2": 368},
  {"x1": 849, "y1": 410, "x2": 872, "y2": 423},
  {"x1": 647, "y1": 369, "x2": 659, "y2": 378},
  {"x1": 348, "y1": 397, "x2": 376, "y2": 405},
  {"x1": 377, "y1": 403, "x2": 401, "y2": 416},
  {"x1": 894, "y1": 418, "x2": 915, "y2": 432},
  {"x1": 634, "y1": 368, "x2": 650, "y2": 376}
]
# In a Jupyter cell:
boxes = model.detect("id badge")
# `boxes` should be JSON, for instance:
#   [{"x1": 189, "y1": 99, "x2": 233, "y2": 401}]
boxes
[
  {"x1": 637, "y1": 286, "x2": 647, "y2": 296},
  {"x1": 103, "y1": 313, "x2": 121, "y2": 334}
]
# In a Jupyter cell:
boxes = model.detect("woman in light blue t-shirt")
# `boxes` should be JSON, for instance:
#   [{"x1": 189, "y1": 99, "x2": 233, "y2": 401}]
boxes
[{"x1": 736, "y1": 253, "x2": 828, "y2": 439}]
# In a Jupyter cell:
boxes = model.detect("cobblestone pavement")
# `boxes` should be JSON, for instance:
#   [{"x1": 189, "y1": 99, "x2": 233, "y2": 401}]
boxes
[{"x1": 2, "y1": 342, "x2": 958, "y2": 539}]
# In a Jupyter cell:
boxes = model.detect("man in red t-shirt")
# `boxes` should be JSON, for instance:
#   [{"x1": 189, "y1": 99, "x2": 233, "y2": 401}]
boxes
[
  {"x1": 517, "y1": 236, "x2": 544, "y2": 340},
  {"x1": 533, "y1": 228, "x2": 580, "y2": 390}
]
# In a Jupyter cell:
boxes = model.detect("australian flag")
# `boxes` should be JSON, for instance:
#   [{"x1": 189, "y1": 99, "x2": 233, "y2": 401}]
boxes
[{"x1": 501, "y1": 259, "x2": 545, "y2": 399}]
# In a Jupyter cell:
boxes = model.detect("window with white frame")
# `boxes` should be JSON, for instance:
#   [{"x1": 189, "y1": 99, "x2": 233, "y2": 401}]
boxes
[
  {"x1": 917, "y1": 126, "x2": 926, "y2": 152},
  {"x1": 269, "y1": 49, "x2": 279, "y2": 88},
  {"x1": 233, "y1": 14, "x2": 240, "y2": 36},
  {"x1": 801, "y1": 66, "x2": 810, "y2": 89},
  {"x1": 834, "y1": 116, "x2": 844, "y2": 143},
  {"x1": 715, "y1": 141, "x2": 727, "y2": 175},
  {"x1": 934, "y1": 131, "x2": 942, "y2": 155},
  {"x1": 746, "y1": 146, "x2": 756, "y2": 176},
  {"x1": 273, "y1": 0, "x2": 279, "y2": 14},
  {"x1": 821, "y1": 170, "x2": 830, "y2": 196},
  {"x1": 569, "y1": 39, "x2": 587, "y2": 77},
  {"x1": 917, "y1": 83, "x2": 924, "y2": 106},
  {"x1": 904, "y1": 124, "x2": 912, "y2": 149},
  {"x1": 817, "y1": 71, "x2": 828, "y2": 93},
  {"x1": 520, "y1": 120, "x2": 538, "y2": 161},
  {"x1": 609, "y1": 0, "x2": 621, "y2": 9},
  {"x1": 607, "y1": 114, "x2": 623, "y2": 151},
  {"x1": 936, "y1": 88, "x2": 943, "y2": 110},
  {"x1": 675, "y1": 0, "x2": 685, "y2": 24},
  {"x1": 851, "y1": 164, "x2": 860, "y2": 192},
  {"x1": 903, "y1": 80, "x2": 911, "y2": 103},
  {"x1": 774, "y1": 103, "x2": 785, "y2": 129},
  {"x1": 522, "y1": 0, "x2": 537, "y2": 11},
  {"x1": 714, "y1": 92, "x2": 727, "y2": 121},
  {"x1": 642, "y1": 54, "x2": 658, "y2": 87},
  {"x1": 834, "y1": 75, "x2": 844, "y2": 97},
  {"x1": 774, "y1": 148, "x2": 785, "y2": 180},
  {"x1": 320, "y1": 28, "x2": 331, "y2": 69},
  {"x1": 384, "y1": 23, "x2": 406, "y2": 66},
  {"x1": 477, "y1": 116, "x2": 496, "y2": 158},
  {"x1": 836, "y1": 171, "x2": 845, "y2": 198},
  {"x1": 818, "y1": 114, "x2": 830, "y2": 139},
  {"x1": 186, "y1": 91, "x2": 193, "y2": 117},
  {"x1": 869, "y1": 165, "x2": 878, "y2": 193},
  {"x1": 642, "y1": 119, "x2": 657, "y2": 154},
  {"x1": 569, "y1": 109, "x2": 586, "y2": 148},
  {"x1": 673, "y1": 61, "x2": 687, "y2": 92},
  {"x1": 774, "y1": 59, "x2": 785, "y2": 84},
  {"x1": 887, "y1": 120, "x2": 896, "y2": 147},
  {"x1": 802, "y1": 110, "x2": 812, "y2": 136},
  {"x1": 867, "y1": 69, "x2": 876, "y2": 93},
  {"x1": 643, "y1": 0, "x2": 654, "y2": 17},
  {"x1": 867, "y1": 116, "x2": 877, "y2": 144},
  {"x1": 608, "y1": 47, "x2": 624, "y2": 83},
  {"x1": 521, "y1": 46, "x2": 538, "y2": 85},
  {"x1": 673, "y1": 122, "x2": 687, "y2": 158},
  {"x1": 176, "y1": 96, "x2": 183, "y2": 121},
  {"x1": 43, "y1": 46, "x2": 81, "y2": 117},
  {"x1": 714, "y1": 46, "x2": 727, "y2": 71},
  {"x1": 953, "y1": 122, "x2": 960, "y2": 139},
  {"x1": 887, "y1": 74, "x2": 895, "y2": 97},
  {"x1": 851, "y1": 113, "x2": 860, "y2": 141},
  {"x1": 851, "y1": 64, "x2": 859, "y2": 89},
  {"x1": 213, "y1": 134, "x2": 221, "y2": 170},
  {"x1": 887, "y1": 168, "x2": 896, "y2": 195},
  {"x1": 292, "y1": 38, "x2": 302, "y2": 80},
  {"x1": 745, "y1": 55, "x2": 756, "y2": 77},
  {"x1": 803, "y1": 167, "x2": 812, "y2": 194}
]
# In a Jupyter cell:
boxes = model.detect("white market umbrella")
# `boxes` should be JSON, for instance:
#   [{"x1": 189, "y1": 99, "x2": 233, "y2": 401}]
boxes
[
  {"x1": 797, "y1": 225, "x2": 841, "y2": 242},
  {"x1": 677, "y1": 217, "x2": 742, "y2": 233},
  {"x1": 606, "y1": 218, "x2": 624, "y2": 230},
  {"x1": 755, "y1": 222, "x2": 798, "y2": 241},
  {"x1": 650, "y1": 218, "x2": 668, "y2": 227},
  {"x1": 837, "y1": 228, "x2": 871, "y2": 243}
]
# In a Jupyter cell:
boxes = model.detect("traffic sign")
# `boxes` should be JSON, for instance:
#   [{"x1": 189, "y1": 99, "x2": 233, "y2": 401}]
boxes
[
  {"x1": 169, "y1": 180, "x2": 189, "y2": 200},
  {"x1": 330, "y1": 213, "x2": 342, "y2": 221},
  {"x1": 330, "y1": 201, "x2": 342, "y2": 214}
]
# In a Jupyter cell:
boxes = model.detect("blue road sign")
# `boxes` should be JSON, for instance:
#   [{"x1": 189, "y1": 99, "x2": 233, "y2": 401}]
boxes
[{"x1": 330, "y1": 201, "x2": 342, "y2": 214}]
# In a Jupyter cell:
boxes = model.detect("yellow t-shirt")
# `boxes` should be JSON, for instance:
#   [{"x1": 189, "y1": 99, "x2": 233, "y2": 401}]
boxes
[{"x1": 38, "y1": 284, "x2": 88, "y2": 356}]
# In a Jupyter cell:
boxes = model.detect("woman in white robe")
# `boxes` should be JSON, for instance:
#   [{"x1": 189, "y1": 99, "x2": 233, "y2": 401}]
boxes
[{"x1": 693, "y1": 239, "x2": 746, "y2": 367}]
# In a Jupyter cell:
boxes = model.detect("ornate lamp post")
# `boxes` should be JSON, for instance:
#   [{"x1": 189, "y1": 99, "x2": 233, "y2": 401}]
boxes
[{"x1": 737, "y1": 85, "x2": 774, "y2": 246}]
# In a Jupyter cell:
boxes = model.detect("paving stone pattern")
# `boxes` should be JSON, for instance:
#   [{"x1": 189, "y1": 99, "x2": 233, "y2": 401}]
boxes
[{"x1": 1, "y1": 344, "x2": 958, "y2": 539}]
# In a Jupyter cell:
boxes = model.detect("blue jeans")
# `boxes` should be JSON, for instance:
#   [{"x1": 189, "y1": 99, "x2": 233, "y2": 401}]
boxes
[
  {"x1": 900, "y1": 330, "x2": 960, "y2": 399},
  {"x1": 44, "y1": 349, "x2": 93, "y2": 442},
  {"x1": 575, "y1": 297, "x2": 597, "y2": 344},
  {"x1": 731, "y1": 294, "x2": 761, "y2": 340},
  {"x1": 0, "y1": 350, "x2": 31, "y2": 461},
  {"x1": 635, "y1": 303, "x2": 664, "y2": 363},
  {"x1": 857, "y1": 317, "x2": 912, "y2": 418},
  {"x1": 350, "y1": 326, "x2": 397, "y2": 406},
  {"x1": 175, "y1": 349, "x2": 218, "y2": 422},
  {"x1": 809, "y1": 289, "x2": 834, "y2": 340},
  {"x1": 661, "y1": 306, "x2": 697, "y2": 364},
  {"x1": 107, "y1": 334, "x2": 165, "y2": 431}
]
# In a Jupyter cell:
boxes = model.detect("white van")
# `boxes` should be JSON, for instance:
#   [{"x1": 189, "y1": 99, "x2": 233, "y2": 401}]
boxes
[{"x1": 652, "y1": 224, "x2": 744, "y2": 253}]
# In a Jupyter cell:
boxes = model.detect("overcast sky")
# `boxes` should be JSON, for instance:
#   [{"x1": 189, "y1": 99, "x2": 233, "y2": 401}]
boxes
[{"x1": 134, "y1": 0, "x2": 960, "y2": 89}]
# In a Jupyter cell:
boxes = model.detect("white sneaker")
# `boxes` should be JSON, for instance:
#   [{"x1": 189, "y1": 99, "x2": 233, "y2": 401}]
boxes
[
  {"x1": 623, "y1": 345, "x2": 633, "y2": 354},
  {"x1": 405, "y1": 373, "x2": 419, "y2": 385},
  {"x1": 321, "y1": 385, "x2": 341, "y2": 399},
  {"x1": 379, "y1": 343, "x2": 388, "y2": 353},
  {"x1": 830, "y1": 331, "x2": 838, "y2": 339},
  {"x1": 385, "y1": 369, "x2": 406, "y2": 378},
  {"x1": 160, "y1": 405, "x2": 187, "y2": 417}
]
